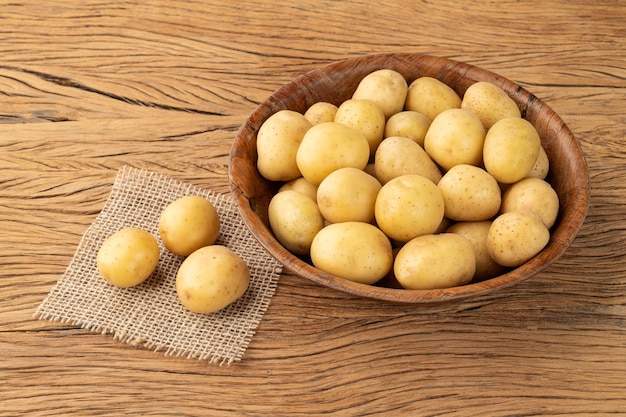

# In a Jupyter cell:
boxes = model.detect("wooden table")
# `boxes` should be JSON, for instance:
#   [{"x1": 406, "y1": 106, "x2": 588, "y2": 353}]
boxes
[{"x1": 2, "y1": 1, "x2": 625, "y2": 415}]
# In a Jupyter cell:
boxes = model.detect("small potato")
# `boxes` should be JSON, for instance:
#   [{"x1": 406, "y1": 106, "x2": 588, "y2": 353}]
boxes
[
  {"x1": 159, "y1": 196, "x2": 220, "y2": 256},
  {"x1": 176, "y1": 245, "x2": 250, "y2": 314},
  {"x1": 384, "y1": 111, "x2": 431, "y2": 147},
  {"x1": 304, "y1": 101, "x2": 338, "y2": 125},
  {"x1": 310, "y1": 222, "x2": 393, "y2": 285},
  {"x1": 352, "y1": 69, "x2": 408, "y2": 119},
  {"x1": 437, "y1": 164, "x2": 501, "y2": 221},
  {"x1": 296, "y1": 122, "x2": 370, "y2": 185},
  {"x1": 256, "y1": 110, "x2": 312, "y2": 182},
  {"x1": 404, "y1": 76, "x2": 462, "y2": 122},
  {"x1": 317, "y1": 167, "x2": 382, "y2": 224},
  {"x1": 394, "y1": 233, "x2": 476, "y2": 290},
  {"x1": 501, "y1": 177, "x2": 560, "y2": 228},
  {"x1": 278, "y1": 177, "x2": 319, "y2": 203},
  {"x1": 461, "y1": 81, "x2": 521, "y2": 129},
  {"x1": 268, "y1": 190, "x2": 325, "y2": 255},
  {"x1": 487, "y1": 211, "x2": 550, "y2": 267},
  {"x1": 374, "y1": 136, "x2": 442, "y2": 185},
  {"x1": 447, "y1": 221, "x2": 506, "y2": 281},
  {"x1": 375, "y1": 174, "x2": 445, "y2": 243},
  {"x1": 423, "y1": 108, "x2": 486, "y2": 171},
  {"x1": 334, "y1": 99, "x2": 386, "y2": 156},
  {"x1": 483, "y1": 117, "x2": 541, "y2": 184},
  {"x1": 97, "y1": 227, "x2": 159, "y2": 288},
  {"x1": 527, "y1": 145, "x2": 549, "y2": 180}
]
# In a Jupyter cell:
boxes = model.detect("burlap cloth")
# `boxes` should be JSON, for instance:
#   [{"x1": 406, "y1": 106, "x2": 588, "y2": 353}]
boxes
[{"x1": 35, "y1": 166, "x2": 282, "y2": 365}]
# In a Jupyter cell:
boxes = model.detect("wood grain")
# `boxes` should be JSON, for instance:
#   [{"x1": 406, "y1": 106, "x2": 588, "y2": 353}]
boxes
[{"x1": 2, "y1": 0, "x2": 626, "y2": 415}]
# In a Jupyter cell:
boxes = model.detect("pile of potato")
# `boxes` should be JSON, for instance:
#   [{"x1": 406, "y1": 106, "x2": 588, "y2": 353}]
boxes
[
  {"x1": 96, "y1": 196, "x2": 250, "y2": 313},
  {"x1": 257, "y1": 69, "x2": 559, "y2": 290}
]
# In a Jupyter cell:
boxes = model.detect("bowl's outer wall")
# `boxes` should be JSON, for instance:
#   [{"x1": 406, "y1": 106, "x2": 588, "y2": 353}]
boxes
[{"x1": 230, "y1": 53, "x2": 590, "y2": 304}]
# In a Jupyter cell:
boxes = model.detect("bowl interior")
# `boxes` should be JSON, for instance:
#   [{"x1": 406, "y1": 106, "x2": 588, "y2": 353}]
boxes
[{"x1": 229, "y1": 53, "x2": 590, "y2": 304}]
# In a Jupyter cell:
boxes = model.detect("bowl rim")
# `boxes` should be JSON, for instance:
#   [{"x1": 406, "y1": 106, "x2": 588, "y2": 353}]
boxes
[{"x1": 229, "y1": 52, "x2": 590, "y2": 304}]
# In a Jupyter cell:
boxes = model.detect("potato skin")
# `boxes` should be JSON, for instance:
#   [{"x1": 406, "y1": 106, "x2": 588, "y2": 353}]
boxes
[
  {"x1": 405, "y1": 76, "x2": 461, "y2": 122},
  {"x1": 446, "y1": 221, "x2": 505, "y2": 281},
  {"x1": 394, "y1": 233, "x2": 476, "y2": 290},
  {"x1": 483, "y1": 117, "x2": 541, "y2": 184},
  {"x1": 352, "y1": 69, "x2": 408, "y2": 119},
  {"x1": 334, "y1": 99, "x2": 386, "y2": 156},
  {"x1": 374, "y1": 136, "x2": 442, "y2": 185},
  {"x1": 304, "y1": 101, "x2": 338, "y2": 125},
  {"x1": 159, "y1": 196, "x2": 220, "y2": 257},
  {"x1": 461, "y1": 81, "x2": 521, "y2": 129},
  {"x1": 384, "y1": 110, "x2": 431, "y2": 147},
  {"x1": 500, "y1": 177, "x2": 560, "y2": 228},
  {"x1": 374, "y1": 174, "x2": 445, "y2": 243},
  {"x1": 97, "y1": 227, "x2": 160, "y2": 288},
  {"x1": 310, "y1": 222, "x2": 393, "y2": 285},
  {"x1": 296, "y1": 122, "x2": 370, "y2": 185},
  {"x1": 176, "y1": 245, "x2": 250, "y2": 314},
  {"x1": 487, "y1": 211, "x2": 550, "y2": 267},
  {"x1": 437, "y1": 164, "x2": 501, "y2": 222},
  {"x1": 268, "y1": 190, "x2": 324, "y2": 255},
  {"x1": 256, "y1": 110, "x2": 312, "y2": 182}
]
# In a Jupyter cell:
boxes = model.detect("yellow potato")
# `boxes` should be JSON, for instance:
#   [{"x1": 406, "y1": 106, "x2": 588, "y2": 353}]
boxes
[
  {"x1": 384, "y1": 110, "x2": 431, "y2": 147},
  {"x1": 437, "y1": 164, "x2": 501, "y2": 221},
  {"x1": 404, "y1": 76, "x2": 462, "y2": 121},
  {"x1": 334, "y1": 99, "x2": 386, "y2": 156},
  {"x1": 256, "y1": 109, "x2": 312, "y2": 182},
  {"x1": 159, "y1": 195, "x2": 220, "y2": 256},
  {"x1": 487, "y1": 211, "x2": 550, "y2": 267},
  {"x1": 176, "y1": 245, "x2": 250, "y2": 314},
  {"x1": 310, "y1": 222, "x2": 393, "y2": 284},
  {"x1": 374, "y1": 136, "x2": 442, "y2": 185},
  {"x1": 501, "y1": 177, "x2": 560, "y2": 228},
  {"x1": 461, "y1": 81, "x2": 521, "y2": 129},
  {"x1": 296, "y1": 122, "x2": 370, "y2": 185},
  {"x1": 316, "y1": 167, "x2": 382, "y2": 224},
  {"x1": 352, "y1": 69, "x2": 408, "y2": 119},
  {"x1": 527, "y1": 145, "x2": 549, "y2": 180},
  {"x1": 268, "y1": 190, "x2": 324, "y2": 255},
  {"x1": 278, "y1": 177, "x2": 318, "y2": 203},
  {"x1": 483, "y1": 117, "x2": 541, "y2": 184},
  {"x1": 304, "y1": 101, "x2": 338, "y2": 125},
  {"x1": 394, "y1": 233, "x2": 476, "y2": 290},
  {"x1": 423, "y1": 108, "x2": 486, "y2": 171},
  {"x1": 375, "y1": 174, "x2": 445, "y2": 242},
  {"x1": 446, "y1": 221, "x2": 506, "y2": 281},
  {"x1": 97, "y1": 227, "x2": 160, "y2": 288}
]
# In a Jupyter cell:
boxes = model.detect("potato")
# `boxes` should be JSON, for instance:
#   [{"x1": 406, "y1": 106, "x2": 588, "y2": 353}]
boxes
[
  {"x1": 352, "y1": 69, "x2": 408, "y2": 119},
  {"x1": 375, "y1": 174, "x2": 445, "y2": 243},
  {"x1": 278, "y1": 177, "x2": 318, "y2": 203},
  {"x1": 256, "y1": 109, "x2": 312, "y2": 182},
  {"x1": 446, "y1": 221, "x2": 506, "y2": 281},
  {"x1": 304, "y1": 101, "x2": 338, "y2": 125},
  {"x1": 97, "y1": 227, "x2": 160, "y2": 288},
  {"x1": 317, "y1": 167, "x2": 382, "y2": 224},
  {"x1": 501, "y1": 177, "x2": 560, "y2": 228},
  {"x1": 374, "y1": 136, "x2": 442, "y2": 185},
  {"x1": 384, "y1": 110, "x2": 431, "y2": 147},
  {"x1": 334, "y1": 99, "x2": 386, "y2": 156},
  {"x1": 437, "y1": 164, "x2": 501, "y2": 221},
  {"x1": 310, "y1": 222, "x2": 393, "y2": 284},
  {"x1": 483, "y1": 117, "x2": 541, "y2": 184},
  {"x1": 461, "y1": 81, "x2": 521, "y2": 129},
  {"x1": 423, "y1": 108, "x2": 486, "y2": 171},
  {"x1": 176, "y1": 245, "x2": 250, "y2": 314},
  {"x1": 159, "y1": 196, "x2": 220, "y2": 257},
  {"x1": 394, "y1": 233, "x2": 476, "y2": 290},
  {"x1": 268, "y1": 190, "x2": 324, "y2": 255},
  {"x1": 487, "y1": 211, "x2": 550, "y2": 267},
  {"x1": 527, "y1": 145, "x2": 549, "y2": 180},
  {"x1": 404, "y1": 76, "x2": 462, "y2": 121},
  {"x1": 296, "y1": 122, "x2": 370, "y2": 185}
]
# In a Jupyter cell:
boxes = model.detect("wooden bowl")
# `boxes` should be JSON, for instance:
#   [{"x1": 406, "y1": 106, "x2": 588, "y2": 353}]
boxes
[{"x1": 229, "y1": 53, "x2": 590, "y2": 304}]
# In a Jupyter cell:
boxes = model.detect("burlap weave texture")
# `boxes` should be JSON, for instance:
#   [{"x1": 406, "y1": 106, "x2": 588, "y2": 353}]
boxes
[{"x1": 35, "y1": 166, "x2": 282, "y2": 365}]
